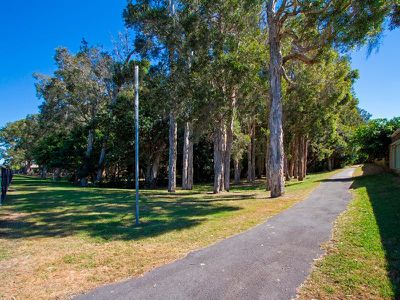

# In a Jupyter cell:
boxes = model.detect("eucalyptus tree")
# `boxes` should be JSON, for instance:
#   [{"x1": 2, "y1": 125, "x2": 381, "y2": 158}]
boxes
[
  {"x1": 124, "y1": 0, "x2": 190, "y2": 192},
  {"x1": 94, "y1": 35, "x2": 145, "y2": 184},
  {"x1": 182, "y1": 0, "x2": 266, "y2": 193},
  {"x1": 35, "y1": 44, "x2": 113, "y2": 185},
  {"x1": 283, "y1": 50, "x2": 359, "y2": 178},
  {"x1": 0, "y1": 115, "x2": 40, "y2": 172},
  {"x1": 264, "y1": 0, "x2": 398, "y2": 197}
]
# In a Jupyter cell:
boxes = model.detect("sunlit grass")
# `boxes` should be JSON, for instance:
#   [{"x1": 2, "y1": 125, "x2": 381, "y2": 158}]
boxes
[
  {"x1": 1, "y1": 170, "x2": 339, "y2": 299},
  {"x1": 299, "y1": 165, "x2": 400, "y2": 299}
]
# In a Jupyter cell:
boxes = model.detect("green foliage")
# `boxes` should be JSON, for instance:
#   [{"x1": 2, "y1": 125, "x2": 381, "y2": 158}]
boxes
[
  {"x1": 352, "y1": 117, "x2": 400, "y2": 162},
  {"x1": 2, "y1": 0, "x2": 396, "y2": 186},
  {"x1": 0, "y1": 115, "x2": 40, "y2": 169}
]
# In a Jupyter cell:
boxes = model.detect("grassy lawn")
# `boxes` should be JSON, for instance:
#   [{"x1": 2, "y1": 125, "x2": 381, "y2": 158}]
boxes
[
  {"x1": 0, "y1": 170, "x2": 338, "y2": 299},
  {"x1": 299, "y1": 165, "x2": 400, "y2": 300}
]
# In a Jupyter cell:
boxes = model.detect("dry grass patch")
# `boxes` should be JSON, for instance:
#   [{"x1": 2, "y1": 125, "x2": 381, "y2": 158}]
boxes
[{"x1": 1, "y1": 170, "x2": 338, "y2": 299}]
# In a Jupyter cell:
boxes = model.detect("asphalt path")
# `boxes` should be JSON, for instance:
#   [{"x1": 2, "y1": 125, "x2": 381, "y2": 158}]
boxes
[{"x1": 76, "y1": 168, "x2": 355, "y2": 300}]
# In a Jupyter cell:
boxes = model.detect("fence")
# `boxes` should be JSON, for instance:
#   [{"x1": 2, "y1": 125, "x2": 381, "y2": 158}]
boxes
[{"x1": 0, "y1": 167, "x2": 13, "y2": 205}]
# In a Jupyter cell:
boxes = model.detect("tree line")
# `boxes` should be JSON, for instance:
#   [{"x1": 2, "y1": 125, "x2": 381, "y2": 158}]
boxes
[{"x1": 0, "y1": 0, "x2": 398, "y2": 195}]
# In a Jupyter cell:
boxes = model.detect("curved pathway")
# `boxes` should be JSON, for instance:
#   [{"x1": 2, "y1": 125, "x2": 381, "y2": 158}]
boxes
[{"x1": 76, "y1": 168, "x2": 355, "y2": 300}]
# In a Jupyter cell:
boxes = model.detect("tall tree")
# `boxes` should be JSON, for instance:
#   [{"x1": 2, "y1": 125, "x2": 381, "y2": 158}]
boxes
[{"x1": 265, "y1": 0, "x2": 397, "y2": 197}]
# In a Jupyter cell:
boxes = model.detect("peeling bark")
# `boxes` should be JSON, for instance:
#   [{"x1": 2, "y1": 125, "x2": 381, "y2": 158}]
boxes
[
  {"x1": 182, "y1": 122, "x2": 194, "y2": 190},
  {"x1": 224, "y1": 91, "x2": 236, "y2": 191},
  {"x1": 168, "y1": 113, "x2": 177, "y2": 192},
  {"x1": 247, "y1": 121, "x2": 256, "y2": 183},
  {"x1": 234, "y1": 158, "x2": 241, "y2": 184},
  {"x1": 298, "y1": 135, "x2": 305, "y2": 181},
  {"x1": 146, "y1": 149, "x2": 162, "y2": 188},
  {"x1": 95, "y1": 139, "x2": 107, "y2": 183},
  {"x1": 80, "y1": 128, "x2": 94, "y2": 186},
  {"x1": 267, "y1": 3, "x2": 285, "y2": 197},
  {"x1": 213, "y1": 120, "x2": 226, "y2": 194}
]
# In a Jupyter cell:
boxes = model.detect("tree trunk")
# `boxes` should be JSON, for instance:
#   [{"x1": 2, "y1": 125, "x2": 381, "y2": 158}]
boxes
[
  {"x1": 284, "y1": 155, "x2": 290, "y2": 181},
  {"x1": 213, "y1": 120, "x2": 226, "y2": 194},
  {"x1": 298, "y1": 135, "x2": 305, "y2": 181},
  {"x1": 145, "y1": 150, "x2": 162, "y2": 188},
  {"x1": 265, "y1": 141, "x2": 271, "y2": 191},
  {"x1": 168, "y1": 113, "x2": 177, "y2": 192},
  {"x1": 40, "y1": 166, "x2": 47, "y2": 179},
  {"x1": 23, "y1": 161, "x2": 32, "y2": 175},
  {"x1": 81, "y1": 128, "x2": 94, "y2": 186},
  {"x1": 303, "y1": 138, "x2": 308, "y2": 176},
  {"x1": 95, "y1": 139, "x2": 107, "y2": 183},
  {"x1": 267, "y1": 5, "x2": 285, "y2": 197},
  {"x1": 247, "y1": 138, "x2": 253, "y2": 182},
  {"x1": 188, "y1": 138, "x2": 193, "y2": 189},
  {"x1": 53, "y1": 168, "x2": 61, "y2": 181},
  {"x1": 182, "y1": 122, "x2": 194, "y2": 190},
  {"x1": 256, "y1": 150, "x2": 264, "y2": 179},
  {"x1": 247, "y1": 121, "x2": 255, "y2": 183},
  {"x1": 327, "y1": 157, "x2": 333, "y2": 171},
  {"x1": 234, "y1": 158, "x2": 241, "y2": 184},
  {"x1": 224, "y1": 91, "x2": 236, "y2": 191},
  {"x1": 289, "y1": 137, "x2": 296, "y2": 178},
  {"x1": 224, "y1": 123, "x2": 233, "y2": 191},
  {"x1": 251, "y1": 123, "x2": 256, "y2": 181}
]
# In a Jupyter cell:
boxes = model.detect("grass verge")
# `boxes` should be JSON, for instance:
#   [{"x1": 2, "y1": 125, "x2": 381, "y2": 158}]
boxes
[
  {"x1": 298, "y1": 165, "x2": 400, "y2": 299},
  {"x1": 1, "y1": 170, "x2": 338, "y2": 299}
]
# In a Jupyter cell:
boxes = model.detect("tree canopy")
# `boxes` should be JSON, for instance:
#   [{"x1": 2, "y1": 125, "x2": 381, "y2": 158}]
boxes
[{"x1": 0, "y1": 0, "x2": 397, "y2": 194}]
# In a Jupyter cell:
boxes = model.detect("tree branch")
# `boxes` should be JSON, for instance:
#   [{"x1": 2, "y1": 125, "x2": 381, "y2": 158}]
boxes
[
  {"x1": 282, "y1": 52, "x2": 318, "y2": 65},
  {"x1": 281, "y1": 65, "x2": 295, "y2": 85}
]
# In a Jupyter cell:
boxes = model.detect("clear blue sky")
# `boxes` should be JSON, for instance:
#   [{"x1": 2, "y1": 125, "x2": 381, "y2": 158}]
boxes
[{"x1": 0, "y1": 1, "x2": 399, "y2": 128}]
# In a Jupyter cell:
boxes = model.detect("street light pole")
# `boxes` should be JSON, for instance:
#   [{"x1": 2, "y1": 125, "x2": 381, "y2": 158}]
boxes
[{"x1": 134, "y1": 65, "x2": 140, "y2": 225}]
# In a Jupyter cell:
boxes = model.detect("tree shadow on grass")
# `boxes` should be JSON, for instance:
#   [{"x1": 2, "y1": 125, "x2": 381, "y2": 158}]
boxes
[
  {"x1": 351, "y1": 172, "x2": 400, "y2": 298},
  {"x1": 0, "y1": 176, "x2": 243, "y2": 241}
]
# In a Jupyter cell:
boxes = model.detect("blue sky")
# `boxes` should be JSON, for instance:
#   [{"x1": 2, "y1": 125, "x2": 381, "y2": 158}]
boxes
[{"x1": 0, "y1": 1, "x2": 399, "y2": 127}]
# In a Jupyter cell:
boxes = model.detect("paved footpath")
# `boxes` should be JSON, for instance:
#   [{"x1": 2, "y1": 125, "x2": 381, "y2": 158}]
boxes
[{"x1": 76, "y1": 168, "x2": 355, "y2": 300}]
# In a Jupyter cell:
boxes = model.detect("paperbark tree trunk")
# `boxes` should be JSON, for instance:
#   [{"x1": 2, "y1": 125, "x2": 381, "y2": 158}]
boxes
[
  {"x1": 298, "y1": 135, "x2": 305, "y2": 181},
  {"x1": 224, "y1": 122, "x2": 233, "y2": 191},
  {"x1": 182, "y1": 122, "x2": 194, "y2": 190},
  {"x1": 247, "y1": 121, "x2": 256, "y2": 183},
  {"x1": 265, "y1": 141, "x2": 271, "y2": 191},
  {"x1": 81, "y1": 128, "x2": 94, "y2": 186},
  {"x1": 224, "y1": 91, "x2": 236, "y2": 191},
  {"x1": 53, "y1": 168, "x2": 61, "y2": 181},
  {"x1": 213, "y1": 120, "x2": 226, "y2": 194},
  {"x1": 234, "y1": 158, "x2": 241, "y2": 184},
  {"x1": 40, "y1": 166, "x2": 47, "y2": 179},
  {"x1": 168, "y1": 113, "x2": 177, "y2": 192},
  {"x1": 303, "y1": 138, "x2": 308, "y2": 176},
  {"x1": 267, "y1": 4, "x2": 285, "y2": 197},
  {"x1": 145, "y1": 151, "x2": 162, "y2": 188},
  {"x1": 256, "y1": 151, "x2": 264, "y2": 179},
  {"x1": 327, "y1": 157, "x2": 332, "y2": 171},
  {"x1": 284, "y1": 155, "x2": 290, "y2": 181},
  {"x1": 289, "y1": 138, "x2": 296, "y2": 178},
  {"x1": 95, "y1": 139, "x2": 107, "y2": 183},
  {"x1": 251, "y1": 124, "x2": 256, "y2": 181}
]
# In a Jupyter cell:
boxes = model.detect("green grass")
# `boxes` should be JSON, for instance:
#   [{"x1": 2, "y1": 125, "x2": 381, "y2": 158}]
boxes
[
  {"x1": 299, "y1": 167, "x2": 400, "y2": 299},
  {"x1": 0, "y1": 170, "x2": 339, "y2": 299}
]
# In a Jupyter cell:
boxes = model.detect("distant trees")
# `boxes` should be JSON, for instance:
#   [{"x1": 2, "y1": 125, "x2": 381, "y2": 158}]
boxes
[
  {"x1": 0, "y1": 115, "x2": 40, "y2": 172},
  {"x1": 353, "y1": 117, "x2": 400, "y2": 162},
  {"x1": 1, "y1": 0, "x2": 398, "y2": 195}
]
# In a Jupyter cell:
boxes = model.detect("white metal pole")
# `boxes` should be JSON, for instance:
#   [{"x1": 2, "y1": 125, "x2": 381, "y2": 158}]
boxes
[{"x1": 134, "y1": 65, "x2": 140, "y2": 225}]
